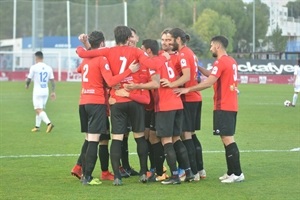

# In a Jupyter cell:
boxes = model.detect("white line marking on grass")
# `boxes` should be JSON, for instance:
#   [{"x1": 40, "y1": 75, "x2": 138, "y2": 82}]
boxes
[
  {"x1": 0, "y1": 148, "x2": 299, "y2": 159},
  {"x1": 0, "y1": 154, "x2": 79, "y2": 159},
  {"x1": 290, "y1": 147, "x2": 300, "y2": 152}
]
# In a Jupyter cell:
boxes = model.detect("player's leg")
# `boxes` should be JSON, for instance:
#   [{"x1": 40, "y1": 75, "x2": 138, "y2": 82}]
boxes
[
  {"x1": 291, "y1": 86, "x2": 299, "y2": 106},
  {"x1": 156, "y1": 111, "x2": 180, "y2": 185},
  {"x1": 213, "y1": 110, "x2": 244, "y2": 183},
  {"x1": 145, "y1": 110, "x2": 155, "y2": 174},
  {"x1": 38, "y1": 95, "x2": 54, "y2": 133},
  {"x1": 129, "y1": 101, "x2": 148, "y2": 183},
  {"x1": 181, "y1": 102, "x2": 198, "y2": 176},
  {"x1": 71, "y1": 105, "x2": 88, "y2": 179},
  {"x1": 82, "y1": 104, "x2": 107, "y2": 185},
  {"x1": 172, "y1": 109, "x2": 194, "y2": 182},
  {"x1": 99, "y1": 119, "x2": 114, "y2": 181},
  {"x1": 110, "y1": 103, "x2": 127, "y2": 185},
  {"x1": 32, "y1": 95, "x2": 43, "y2": 132},
  {"x1": 192, "y1": 101, "x2": 206, "y2": 180}
]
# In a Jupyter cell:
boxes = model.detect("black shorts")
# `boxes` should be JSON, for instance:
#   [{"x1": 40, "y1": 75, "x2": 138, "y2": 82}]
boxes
[
  {"x1": 145, "y1": 110, "x2": 156, "y2": 131},
  {"x1": 100, "y1": 117, "x2": 111, "y2": 141},
  {"x1": 155, "y1": 109, "x2": 183, "y2": 138},
  {"x1": 110, "y1": 101, "x2": 145, "y2": 134},
  {"x1": 213, "y1": 110, "x2": 237, "y2": 136},
  {"x1": 182, "y1": 101, "x2": 202, "y2": 132},
  {"x1": 79, "y1": 104, "x2": 107, "y2": 134}
]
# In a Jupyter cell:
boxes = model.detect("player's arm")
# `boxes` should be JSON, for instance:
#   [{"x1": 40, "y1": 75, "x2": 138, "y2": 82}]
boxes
[
  {"x1": 198, "y1": 65, "x2": 211, "y2": 77},
  {"x1": 137, "y1": 49, "x2": 169, "y2": 70},
  {"x1": 76, "y1": 46, "x2": 109, "y2": 58},
  {"x1": 174, "y1": 75, "x2": 218, "y2": 95},
  {"x1": 161, "y1": 67, "x2": 190, "y2": 88},
  {"x1": 115, "y1": 89, "x2": 150, "y2": 105},
  {"x1": 25, "y1": 78, "x2": 31, "y2": 89},
  {"x1": 124, "y1": 74, "x2": 160, "y2": 90},
  {"x1": 102, "y1": 60, "x2": 139, "y2": 87},
  {"x1": 78, "y1": 33, "x2": 91, "y2": 50},
  {"x1": 49, "y1": 79, "x2": 56, "y2": 100}
]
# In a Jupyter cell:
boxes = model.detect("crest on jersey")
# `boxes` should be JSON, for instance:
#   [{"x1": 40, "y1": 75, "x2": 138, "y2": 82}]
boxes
[
  {"x1": 180, "y1": 59, "x2": 187, "y2": 67},
  {"x1": 104, "y1": 64, "x2": 110, "y2": 70},
  {"x1": 211, "y1": 66, "x2": 218, "y2": 75}
]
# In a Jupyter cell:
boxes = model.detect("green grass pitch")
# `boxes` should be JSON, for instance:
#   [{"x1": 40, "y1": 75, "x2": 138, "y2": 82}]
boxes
[{"x1": 0, "y1": 81, "x2": 299, "y2": 200}]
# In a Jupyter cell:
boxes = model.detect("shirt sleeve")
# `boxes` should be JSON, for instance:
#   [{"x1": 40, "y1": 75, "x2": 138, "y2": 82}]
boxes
[
  {"x1": 100, "y1": 57, "x2": 132, "y2": 87},
  {"x1": 76, "y1": 46, "x2": 109, "y2": 58},
  {"x1": 27, "y1": 66, "x2": 34, "y2": 79},
  {"x1": 136, "y1": 48, "x2": 167, "y2": 70},
  {"x1": 129, "y1": 89, "x2": 150, "y2": 105}
]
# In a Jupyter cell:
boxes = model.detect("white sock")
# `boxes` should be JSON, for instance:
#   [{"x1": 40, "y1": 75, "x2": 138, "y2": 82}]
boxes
[
  {"x1": 35, "y1": 115, "x2": 42, "y2": 128},
  {"x1": 39, "y1": 111, "x2": 51, "y2": 125},
  {"x1": 292, "y1": 94, "x2": 298, "y2": 106}
]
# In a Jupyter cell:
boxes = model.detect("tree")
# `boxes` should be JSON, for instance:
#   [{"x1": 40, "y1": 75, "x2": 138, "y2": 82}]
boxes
[
  {"x1": 193, "y1": 9, "x2": 236, "y2": 57},
  {"x1": 196, "y1": 0, "x2": 269, "y2": 53},
  {"x1": 268, "y1": 25, "x2": 288, "y2": 52}
]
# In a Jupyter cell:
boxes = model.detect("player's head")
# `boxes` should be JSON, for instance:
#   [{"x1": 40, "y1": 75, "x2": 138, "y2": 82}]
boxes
[
  {"x1": 210, "y1": 35, "x2": 228, "y2": 58},
  {"x1": 35, "y1": 51, "x2": 43, "y2": 62},
  {"x1": 129, "y1": 27, "x2": 139, "y2": 47},
  {"x1": 141, "y1": 39, "x2": 159, "y2": 56},
  {"x1": 114, "y1": 26, "x2": 132, "y2": 45},
  {"x1": 168, "y1": 28, "x2": 190, "y2": 51},
  {"x1": 161, "y1": 28, "x2": 172, "y2": 52},
  {"x1": 88, "y1": 31, "x2": 105, "y2": 49}
]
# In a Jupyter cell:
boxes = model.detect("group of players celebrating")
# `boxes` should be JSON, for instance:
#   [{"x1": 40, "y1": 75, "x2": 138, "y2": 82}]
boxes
[{"x1": 70, "y1": 25, "x2": 244, "y2": 186}]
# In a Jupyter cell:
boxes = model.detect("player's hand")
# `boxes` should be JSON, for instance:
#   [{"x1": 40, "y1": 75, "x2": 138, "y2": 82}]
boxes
[
  {"x1": 50, "y1": 92, "x2": 56, "y2": 101},
  {"x1": 128, "y1": 60, "x2": 140, "y2": 73},
  {"x1": 112, "y1": 83, "x2": 121, "y2": 90},
  {"x1": 78, "y1": 34, "x2": 88, "y2": 43},
  {"x1": 115, "y1": 88, "x2": 130, "y2": 97},
  {"x1": 124, "y1": 81, "x2": 137, "y2": 90},
  {"x1": 108, "y1": 97, "x2": 116, "y2": 105},
  {"x1": 160, "y1": 78, "x2": 172, "y2": 88},
  {"x1": 173, "y1": 88, "x2": 189, "y2": 96},
  {"x1": 161, "y1": 51, "x2": 170, "y2": 60}
]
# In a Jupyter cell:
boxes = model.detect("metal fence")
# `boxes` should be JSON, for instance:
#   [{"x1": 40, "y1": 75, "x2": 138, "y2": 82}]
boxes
[{"x1": 0, "y1": 0, "x2": 126, "y2": 43}]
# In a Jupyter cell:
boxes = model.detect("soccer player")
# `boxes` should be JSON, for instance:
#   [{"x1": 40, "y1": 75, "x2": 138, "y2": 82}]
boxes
[
  {"x1": 161, "y1": 28, "x2": 205, "y2": 180},
  {"x1": 119, "y1": 27, "x2": 140, "y2": 178},
  {"x1": 174, "y1": 35, "x2": 245, "y2": 183},
  {"x1": 290, "y1": 59, "x2": 300, "y2": 107},
  {"x1": 25, "y1": 51, "x2": 55, "y2": 133},
  {"x1": 76, "y1": 31, "x2": 139, "y2": 185},
  {"x1": 76, "y1": 26, "x2": 169, "y2": 186},
  {"x1": 71, "y1": 117, "x2": 115, "y2": 181},
  {"x1": 124, "y1": 39, "x2": 195, "y2": 184},
  {"x1": 123, "y1": 39, "x2": 167, "y2": 181}
]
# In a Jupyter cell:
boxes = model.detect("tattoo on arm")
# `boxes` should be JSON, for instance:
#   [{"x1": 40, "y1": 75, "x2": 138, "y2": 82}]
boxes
[
  {"x1": 50, "y1": 79, "x2": 55, "y2": 92},
  {"x1": 26, "y1": 78, "x2": 31, "y2": 87}
]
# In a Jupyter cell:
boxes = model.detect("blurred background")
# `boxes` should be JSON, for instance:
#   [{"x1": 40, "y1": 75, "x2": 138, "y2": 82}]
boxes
[{"x1": 0, "y1": 0, "x2": 299, "y2": 83}]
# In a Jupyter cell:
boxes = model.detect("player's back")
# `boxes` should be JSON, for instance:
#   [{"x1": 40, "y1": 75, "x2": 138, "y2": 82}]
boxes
[
  {"x1": 107, "y1": 46, "x2": 142, "y2": 82},
  {"x1": 29, "y1": 62, "x2": 54, "y2": 95},
  {"x1": 77, "y1": 57, "x2": 107, "y2": 105}
]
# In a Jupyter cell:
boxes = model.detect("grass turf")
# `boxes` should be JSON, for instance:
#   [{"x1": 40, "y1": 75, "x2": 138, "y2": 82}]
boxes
[{"x1": 0, "y1": 82, "x2": 299, "y2": 200}]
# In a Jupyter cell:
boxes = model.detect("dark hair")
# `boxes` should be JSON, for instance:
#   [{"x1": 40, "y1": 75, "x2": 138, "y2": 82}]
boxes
[
  {"x1": 114, "y1": 26, "x2": 132, "y2": 45},
  {"x1": 130, "y1": 27, "x2": 137, "y2": 34},
  {"x1": 211, "y1": 36, "x2": 229, "y2": 48},
  {"x1": 142, "y1": 39, "x2": 159, "y2": 56},
  {"x1": 35, "y1": 51, "x2": 43, "y2": 59},
  {"x1": 88, "y1": 31, "x2": 105, "y2": 49},
  {"x1": 161, "y1": 28, "x2": 171, "y2": 36},
  {"x1": 168, "y1": 28, "x2": 190, "y2": 43}
]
